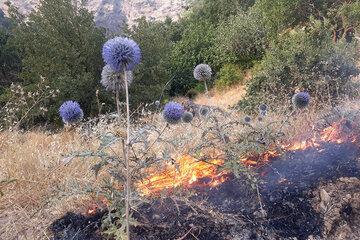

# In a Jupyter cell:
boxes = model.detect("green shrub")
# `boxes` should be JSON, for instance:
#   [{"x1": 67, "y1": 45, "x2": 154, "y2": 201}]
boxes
[
  {"x1": 238, "y1": 20, "x2": 360, "y2": 112},
  {"x1": 215, "y1": 64, "x2": 244, "y2": 90}
]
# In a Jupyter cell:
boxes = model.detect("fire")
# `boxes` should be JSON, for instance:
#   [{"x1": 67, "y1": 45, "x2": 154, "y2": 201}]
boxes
[
  {"x1": 87, "y1": 206, "x2": 97, "y2": 215},
  {"x1": 282, "y1": 119, "x2": 357, "y2": 152},
  {"x1": 136, "y1": 119, "x2": 357, "y2": 196},
  {"x1": 278, "y1": 178, "x2": 287, "y2": 183},
  {"x1": 87, "y1": 198, "x2": 108, "y2": 215},
  {"x1": 137, "y1": 151, "x2": 227, "y2": 196}
]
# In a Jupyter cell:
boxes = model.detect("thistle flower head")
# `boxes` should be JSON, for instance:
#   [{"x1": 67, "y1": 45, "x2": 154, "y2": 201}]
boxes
[
  {"x1": 292, "y1": 92, "x2": 310, "y2": 109},
  {"x1": 259, "y1": 103, "x2": 267, "y2": 111},
  {"x1": 155, "y1": 100, "x2": 160, "y2": 105},
  {"x1": 257, "y1": 116, "x2": 263, "y2": 122},
  {"x1": 182, "y1": 111, "x2": 194, "y2": 123},
  {"x1": 59, "y1": 100, "x2": 83, "y2": 124},
  {"x1": 324, "y1": 75, "x2": 331, "y2": 81},
  {"x1": 102, "y1": 37, "x2": 141, "y2": 72},
  {"x1": 162, "y1": 101, "x2": 184, "y2": 124},
  {"x1": 199, "y1": 106, "x2": 209, "y2": 116},
  {"x1": 193, "y1": 64, "x2": 212, "y2": 81},
  {"x1": 244, "y1": 116, "x2": 251, "y2": 123},
  {"x1": 101, "y1": 65, "x2": 133, "y2": 92}
]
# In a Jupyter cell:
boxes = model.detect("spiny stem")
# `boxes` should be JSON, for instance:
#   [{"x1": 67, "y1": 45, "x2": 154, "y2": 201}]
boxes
[
  {"x1": 140, "y1": 123, "x2": 168, "y2": 161},
  {"x1": 123, "y1": 67, "x2": 131, "y2": 240},
  {"x1": 277, "y1": 109, "x2": 296, "y2": 134},
  {"x1": 204, "y1": 80, "x2": 211, "y2": 107},
  {"x1": 115, "y1": 82, "x2": 121, "y2": 122}
]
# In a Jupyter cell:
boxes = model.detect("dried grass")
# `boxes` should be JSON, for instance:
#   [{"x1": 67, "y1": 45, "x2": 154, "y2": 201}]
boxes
[
  {"x1": 194, "y1": 84, "x2": 247, "y2": 109},
  {"x1": 0, "y1": 130, "x2": 103, "y2": 239}
]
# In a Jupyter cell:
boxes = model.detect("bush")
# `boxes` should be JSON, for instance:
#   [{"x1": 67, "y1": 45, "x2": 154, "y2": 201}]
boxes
[
  {"x1": 215, "y1": 64, "x2": 244, "y2": 90},
  {"x1": 238, "y1": 20, "x2": 360, "y2": 112}
]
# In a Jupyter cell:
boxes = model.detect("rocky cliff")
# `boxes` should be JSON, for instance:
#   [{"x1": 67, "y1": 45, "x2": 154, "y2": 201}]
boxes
[{"x1": 0, "y1": 0, "x2": 186, "y2": 31}]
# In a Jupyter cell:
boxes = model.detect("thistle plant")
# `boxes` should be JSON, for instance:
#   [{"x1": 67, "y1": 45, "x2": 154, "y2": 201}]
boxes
[
  {"x1": 182, "y1": 112, "x2": 194, "y2": 123},
  {"x1": 101, "y1": 65, "x2": 133, "y2": 93},
  {"x1": 278, "y1": 92, "x2": 311, "y2": 133},
  {"x1": 292, "y1": 92, "x2": 310, "y2": 109},
  {"x1": 59, "y1": 100, "x2": 84, "y2": 124},
  {"x1": 162, "y1": 101, "x2": 184, "y2": 124},
  {"x1": 102, "y1": 37, "x2": 141, "y2": 73},
  {"x1": 199, "y1": 106, "x2": 210, "y2": 116},
  {"x1": 194, "y1": 64, "x2": 212, "y2": 107},
  {"x1": 102, "y1": 36, "x2": 141, "y2": 239},
  {"x1": 244, "y1": 116, "x2": 251, "y2": 123},
  {"x1": 258, "y1": 103, "x2": 267, "y2": 112}
]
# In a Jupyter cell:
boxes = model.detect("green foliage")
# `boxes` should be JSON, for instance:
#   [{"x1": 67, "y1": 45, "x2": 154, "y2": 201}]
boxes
[
  {"x1": 0, "y1": 9, "x2": 11, "y2": 28},
  {"x1": 167, "y1": 0, "x2": 255, "y2": 96},
  {"x1": 0, "y1": 17, "x2": 22, "y2": 87},
  {"x1": 215, "y1": 64, "x2": 244, "y2": 90},
  {"x1": 125, "y1": 17, "x2": 174, "y2": 107},
  {"x1": 213, "y1": 10, "x2": 267, "y2": 67},
  {"x1": 167, "y1": 22, "x2": 217, "y2": 96},
  {"x1": 185, "y1": 0, "x2": 255, "y2": 25},
  {"x1": 238, "y1": 20, "x2": 360, "y2": 112},
  {"x1": 7, "y1": 0, "x2": 111, "y2": 126}
]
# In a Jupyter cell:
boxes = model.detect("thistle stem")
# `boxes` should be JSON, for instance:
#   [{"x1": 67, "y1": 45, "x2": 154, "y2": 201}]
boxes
[
  {"x1": 115, "y1": 82, "x2": 121, "y2": 122},
  {"x1": 123, "y1": 67, "x2": 131, "y2": 240},
  {"x1": 144, "y1": 123, "x2": 168, "y2": 157},
  {"x1": 277, "y1": 109, "x2": 295, "y2": 134},
  {"x1": 204, "y1": 80, "x2": 211, "y2": 107}
]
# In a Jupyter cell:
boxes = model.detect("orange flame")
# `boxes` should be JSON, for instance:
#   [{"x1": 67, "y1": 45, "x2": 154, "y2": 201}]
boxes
[
  {"x1": 87, "y1": 206, "x2": 97, "y2": 215},
  {"x1": 87, "y1": 197, "x2": 109, "y2": 215},
  {"x1": 137, "y1": 151, "x2": 227, "y2": 196},
  {"x1": 136, "y1": 119, "x2": 357, "y2": 196}
]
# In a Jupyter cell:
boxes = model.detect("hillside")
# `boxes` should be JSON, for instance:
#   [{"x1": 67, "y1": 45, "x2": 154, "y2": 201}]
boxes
[{"x1": 0, "y1": 0, "x2": 185, "y2": 31}]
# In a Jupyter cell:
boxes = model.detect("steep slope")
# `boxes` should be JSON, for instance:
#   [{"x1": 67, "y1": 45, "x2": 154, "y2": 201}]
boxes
[{"x1": 0, "y1": 0, "x2": 185, "y2": 31}]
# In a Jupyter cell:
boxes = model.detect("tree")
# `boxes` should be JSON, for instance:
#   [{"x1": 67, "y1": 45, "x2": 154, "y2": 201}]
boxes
[
  {"x1": 124, "y1": 17, "x2": 174, "y2": 107},
  {"x1": 10, "y1": 0, "x2": 110, "y2": 125}
]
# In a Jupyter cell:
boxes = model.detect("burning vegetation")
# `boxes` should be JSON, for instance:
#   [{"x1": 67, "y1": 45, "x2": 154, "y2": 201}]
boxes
[
  {"x1": 134, "y1": 118, "x2": 358, "y2": 197},
  {"x1": 70, "y1": 106, "x2": 360, "y2": 240}
]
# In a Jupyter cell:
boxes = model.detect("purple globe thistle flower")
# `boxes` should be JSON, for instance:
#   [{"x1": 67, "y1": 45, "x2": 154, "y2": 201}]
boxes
[
  {"x1": 162, "y1": 101, "x2": 184, "y2": 124},
  {"x1": 244, "y1": 116, "x2": 251, "y2": 123},
  {"x1": 292, "y1": 92, "x2": 310, "y2": 109},
  {"x1": 155, "y1": 100, "x2": 160, "y2": 105},
  {"x1": 193, "y1": 64, "x2": 212, "y2": 81},
  {"x1": 257, "y1": 116, "x2": 263, "y2": 122},
  {"x1": 182, "y1": 112, "x2": 194, "y2": 123},
  {"x1": 101, "y1": 65, "x2": 133, "y2": 92},
  {"x1": 102, "y1": 37, "x2": 141, "y2": 73},
  {"x1": 59, "y1": 101, "x2": 83, "y2": 124},
  {"x1": 259, "y1": 103, "x2": 267, "y2": 112},
  {"x1": 260, "y1": 110, "x2": 267, "y2": 116},
  {"x1": 199, "y1": 106, "x2": 209, "y2": 116}
]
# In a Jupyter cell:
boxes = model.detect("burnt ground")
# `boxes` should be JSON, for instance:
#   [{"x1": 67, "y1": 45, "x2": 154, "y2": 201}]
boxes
[
  {"x1": 131, "y1": 134, "x2": 360, "y2": 240},
  {"x1": 50, "y1": 119, "x2": 360, "y2": 240}
]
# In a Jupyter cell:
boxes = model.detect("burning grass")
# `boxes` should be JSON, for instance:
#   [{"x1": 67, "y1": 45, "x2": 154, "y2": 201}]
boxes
[{"x1": 0, "y1": 98, "x2": 360, "y2": 239}]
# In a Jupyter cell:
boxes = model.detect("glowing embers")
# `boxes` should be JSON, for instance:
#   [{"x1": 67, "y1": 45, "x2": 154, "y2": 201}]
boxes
[
  {"x1": 87, "y1": 198, "x2": 108, "y2": 215},
  {"x1": 137, "y1": 151, "x2": 228, "y2": 196}
]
